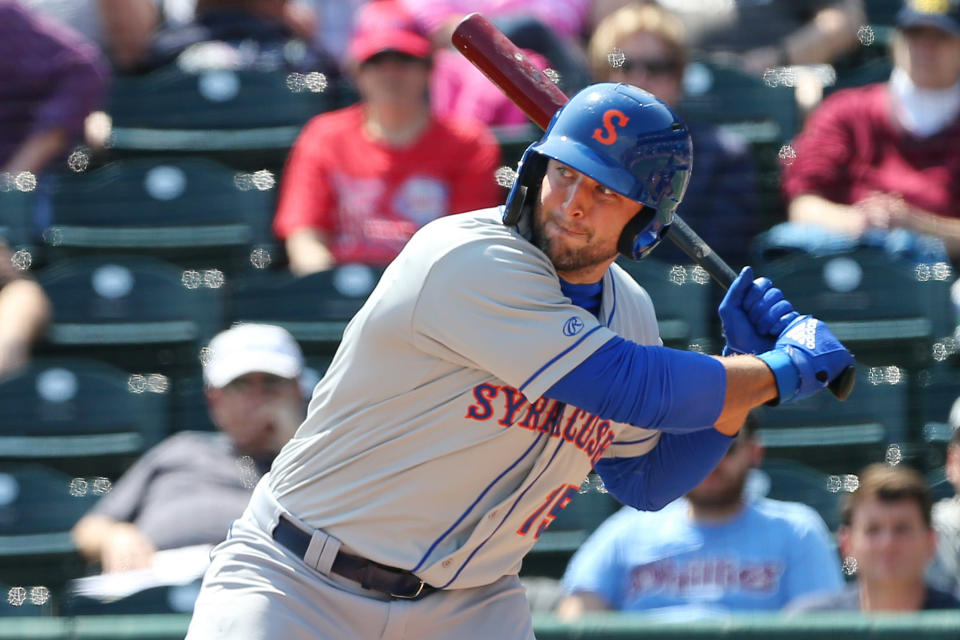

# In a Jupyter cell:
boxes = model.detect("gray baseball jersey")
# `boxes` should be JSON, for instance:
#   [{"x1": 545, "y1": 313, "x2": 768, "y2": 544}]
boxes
[{"x1": 268, "y1": 207, "x2": 662, "y2": 589}]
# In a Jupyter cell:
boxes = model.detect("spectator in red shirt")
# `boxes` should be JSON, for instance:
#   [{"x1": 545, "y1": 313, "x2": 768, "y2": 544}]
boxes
[
  {"x1": 781, "y1": 0, "x2": 960, "y2": 264},
  {"x1": 273, "y1": 0, "x2": 502, "y2": 275}
]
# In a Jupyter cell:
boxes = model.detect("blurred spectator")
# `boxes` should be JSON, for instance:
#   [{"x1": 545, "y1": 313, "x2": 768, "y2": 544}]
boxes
[
  {"x1": 142, "y1": 0, "x2": 340, "y2": 75},
  {"x1": 429, "y1": 31, "x2": 549, "y2": 128},
  {"x1": 399, "y1": 0, "x2": 592, "y2": 93},
  {"x1": 0, "y1": 1, "x2": 109, "y2": 176},
  {"x1": 776, "y1": 0, "x2": 960, "y2": 265},
  {"x1": 791, "y1": 463, "x2": 960, "y2": 611},
  {"x1": 0, "y1": 240, "x2": 51, "y2": 379},
  {"x1": 588, "y1": 2, "x2": 758, "y2": 269},
  {"x1": 556, "y1": 414, "x2": 843, "y2": 621},
  {"x1": 22, "y1": 0, "x2": 158, "y2": 70},
  {"x1": 928, "y1": 406, "x2": 960, "y2": 598},
  {"x1": 273, "y1": 0, "x2": 501, "y2": 275},
  {"x1": 71, "y1": 324, "x2": 306, "y2": 573},
  {"x1": 152, "y1": 0, "x2": 351, "y2": 57},
  {"x1": 595, "y1": 0, "x2": 864, "y2": 76}
]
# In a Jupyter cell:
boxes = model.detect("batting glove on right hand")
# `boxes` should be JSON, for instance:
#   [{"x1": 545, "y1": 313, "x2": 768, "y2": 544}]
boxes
[
  {"x1": 719, "y1": 266, "x2": 799, "y2": 356},
  {"x1": 756, "y1": 315, "x2": 854, "y2": 405}
]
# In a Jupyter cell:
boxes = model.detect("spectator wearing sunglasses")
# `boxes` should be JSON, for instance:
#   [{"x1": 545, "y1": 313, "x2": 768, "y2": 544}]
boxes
[{"x1": 588, "y1": 2, "x2": 759, "y2": 270}]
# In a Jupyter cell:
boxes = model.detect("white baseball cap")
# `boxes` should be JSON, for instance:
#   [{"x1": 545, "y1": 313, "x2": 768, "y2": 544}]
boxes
[{"x1": 202, "y1": 324, "x2": 304, "y2": 388}]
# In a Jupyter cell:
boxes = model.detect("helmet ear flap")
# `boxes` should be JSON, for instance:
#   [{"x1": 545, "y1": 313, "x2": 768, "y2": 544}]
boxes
[
  {"x1": 617, "y1": 207, "x2": 657, "y2": 258},
  {"x1": 503, "y1": 153, "x2": 548, "y2": 227},
  {"x1": 503, "y1": 185, "x2": 527, "y2": 226}
]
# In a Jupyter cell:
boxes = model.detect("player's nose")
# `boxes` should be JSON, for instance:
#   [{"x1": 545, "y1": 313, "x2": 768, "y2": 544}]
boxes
[{"x1": 560, "y1": 175, "x2": 593, "y2": 219}]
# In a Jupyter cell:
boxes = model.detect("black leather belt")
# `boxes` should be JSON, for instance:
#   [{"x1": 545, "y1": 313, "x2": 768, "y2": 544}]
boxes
[{"x1": 272, "y1": 515, "x2": 436, "y2": 600}]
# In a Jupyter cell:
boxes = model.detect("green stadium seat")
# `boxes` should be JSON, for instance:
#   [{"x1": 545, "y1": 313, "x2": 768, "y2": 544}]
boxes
[
  {"x1": 752, "y1": 364, "x2": 908, "y2": 475},
  {"x1": 927, "y1": 465, "x2": 956, "y2": 503},
  {"x1": 45, "y1": 157, "x2": 275, "y2": 274},
  {"x1": 0, "y1": 189, "x2": 36, "y2": 256},
  {"x1": 755, "y1": 249, "x2": 954, "y2": 368},
  {"x1": 0, "y1": 464, "x2": 99, "y2": 593},
  {"x1": 916, "y1": 364, "x2": 960, "y2": 470},
  {"x1": 0, "y1": 581, "x2": 54, "y2": 617},
  {"x1": 36, "y1": 256, "x2": 223, "y2": 379},
  {"x1": 614, "y1": 257, "x2": 716, "y2": 352},
  {"x1": 678, "y1": 59, "x2": 798, "y2": 234},
  {"x1": 680, "y1": 61, "x2": 799, "y2": 144},
  {"x1": 0, "y1": 359, "x2": 167, "y2": 478},
  {"x1": 106, "y1": 67, "x2": 341, "y2": 169},
  {"x1": 757, "y1": 458, "x2": 843, "y2": 532},
  {"x1": 227, "y1": 265, "x2": 382, "y2": 360}
]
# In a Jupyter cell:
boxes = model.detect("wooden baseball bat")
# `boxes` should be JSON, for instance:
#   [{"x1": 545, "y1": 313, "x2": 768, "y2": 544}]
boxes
[{"x1": 451, "y1": 12, "x2": 855, "y2": 401}]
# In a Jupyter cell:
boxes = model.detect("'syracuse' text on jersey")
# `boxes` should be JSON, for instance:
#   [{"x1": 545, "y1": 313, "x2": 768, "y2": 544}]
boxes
[{"x1": 269, "y1": 208, "x2": 663, "y2": 589}]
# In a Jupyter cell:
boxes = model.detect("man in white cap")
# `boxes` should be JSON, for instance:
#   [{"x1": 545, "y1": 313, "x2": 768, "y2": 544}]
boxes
[{"x1": 72, "y1": 323, "x2": 306, "y2": 573}]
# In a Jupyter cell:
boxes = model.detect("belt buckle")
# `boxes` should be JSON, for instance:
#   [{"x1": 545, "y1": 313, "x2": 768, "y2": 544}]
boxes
[{"x1": 390, "y1": 580, "x2": 426, "y2": 600}]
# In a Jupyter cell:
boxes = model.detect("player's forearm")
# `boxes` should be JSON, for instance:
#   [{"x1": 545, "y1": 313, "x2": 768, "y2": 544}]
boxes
[{"x1": 712, "y1": 354, "x2": 778, "y2": 436}]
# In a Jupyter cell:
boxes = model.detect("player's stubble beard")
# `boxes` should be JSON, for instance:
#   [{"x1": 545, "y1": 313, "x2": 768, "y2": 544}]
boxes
[{"x1": 531, "y1": 202, "x2": 620, "y2": 274}]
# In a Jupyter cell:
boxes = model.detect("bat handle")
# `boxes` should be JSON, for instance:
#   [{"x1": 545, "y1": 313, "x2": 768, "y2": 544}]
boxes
[
  {"x1": 664, "y1": 215, "x2": 855, "y2": 401},
  {"x1": 664, "y1": 215, "x2": 738, "y2": 288}
]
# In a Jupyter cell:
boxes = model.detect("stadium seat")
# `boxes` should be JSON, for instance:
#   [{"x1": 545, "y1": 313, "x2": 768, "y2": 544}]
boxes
[
  {"x1": 678, "y1": 60, "x2": 799, "y2": 230},
  {"x1": 756, "y1": 458, "x2": 843, "y2": 532},
  {"x1": 0, "y1": 359, "x2": 167, "y2": 478},
  {"x1": 927, "y1": 465, "x2": 957, "y2": 503},
  {"x1": 752, "y1": 364, "x2": 909, "y2": 475},
  {"x1": 106, "y1": 67, "x2": 341, "y2": 169},
  {"x1": 614, "y1": 257, "x2": 715, "y2": 352},
  {"x1": 0, "y1": 463, "x2": 99, "y2": 592},
  {"x1": 227, "y1": 265, "x2": 383, "y2": 360},
  {"x1": 753, "y1": 248, "x2": 954, "y2": 368},
  {"x1": 0, "y1": 189, "x2": 35, "y2": 255},
  {"x1": 915, "y1": 364, "x2": 960, "y2": 470},
  {"x1": 679, "y1": 61, "x2": 799, "y2": 144},
  {"x1": 36, "y1": 256, "x2": 223, "y2": 379},
  {"x1": 45, "y1": 157, "x2": 275, "y2": 274}
]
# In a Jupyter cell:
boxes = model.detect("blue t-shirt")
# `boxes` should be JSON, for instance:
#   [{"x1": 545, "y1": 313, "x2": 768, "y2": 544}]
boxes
[{"x1": 561, "y1": 497, "x2": 844, "y2": 619}]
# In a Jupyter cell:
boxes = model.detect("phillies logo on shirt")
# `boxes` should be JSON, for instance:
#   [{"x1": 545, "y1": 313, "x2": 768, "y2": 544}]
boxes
[{"x1": 629, "y1": 558, "x2": 784, "y2": 596}]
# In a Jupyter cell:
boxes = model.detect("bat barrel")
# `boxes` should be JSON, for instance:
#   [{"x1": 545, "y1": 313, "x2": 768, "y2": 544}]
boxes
[{"x1": 451, "y1": 13, "x2": 566, "y2": 130}]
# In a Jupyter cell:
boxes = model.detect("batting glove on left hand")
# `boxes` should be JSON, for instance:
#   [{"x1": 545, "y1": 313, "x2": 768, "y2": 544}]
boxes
[{"x1": 719, "y1": 266, "x2": 799, "y2": 355}]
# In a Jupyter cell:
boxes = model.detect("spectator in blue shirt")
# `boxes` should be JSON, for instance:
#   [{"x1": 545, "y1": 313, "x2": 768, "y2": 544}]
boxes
[{"x1": 556, "y1": 413, "x2": 844, "y2": 620}]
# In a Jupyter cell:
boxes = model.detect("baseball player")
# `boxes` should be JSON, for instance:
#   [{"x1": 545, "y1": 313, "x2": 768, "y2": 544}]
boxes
[{"x1": 186, "y1": 83, "x2": 854, "y2": 640}]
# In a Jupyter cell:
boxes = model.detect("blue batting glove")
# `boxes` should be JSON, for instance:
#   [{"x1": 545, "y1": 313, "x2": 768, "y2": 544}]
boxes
[
  {"x1": 757, "y1": 315, "x2": 855, "y2": 404},
  {"x1": 719, "y1": 266, "x2": 799, "y2": 355}
]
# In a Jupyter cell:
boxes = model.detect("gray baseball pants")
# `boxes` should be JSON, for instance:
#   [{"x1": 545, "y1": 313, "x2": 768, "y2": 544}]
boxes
[{"x1": 185, "y1": 478, "x2": 536, "y2": 640}]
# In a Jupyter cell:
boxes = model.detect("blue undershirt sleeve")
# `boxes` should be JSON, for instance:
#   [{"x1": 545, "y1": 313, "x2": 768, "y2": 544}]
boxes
[
  {"x1": 594, "y1": 429, "x2": 735, "y2": 511},
  {"x1": 545, "y1": 336, "x2": 725, "y2": 433}
]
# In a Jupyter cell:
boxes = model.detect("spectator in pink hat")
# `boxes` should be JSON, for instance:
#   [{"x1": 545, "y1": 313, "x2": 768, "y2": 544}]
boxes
[{"x1": 273, "y1": 0, "x2": 501, "y2": 275}]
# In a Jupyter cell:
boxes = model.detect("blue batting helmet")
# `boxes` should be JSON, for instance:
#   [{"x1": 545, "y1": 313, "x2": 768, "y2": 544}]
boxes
[{"x1": 503, "y1": 83, "x2": 692, "y2": 260}]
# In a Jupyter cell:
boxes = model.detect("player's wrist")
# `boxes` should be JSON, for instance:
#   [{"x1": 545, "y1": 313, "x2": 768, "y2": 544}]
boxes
[{"x1": 756, "y1": 349, "x2": 798, "y2": 406}]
